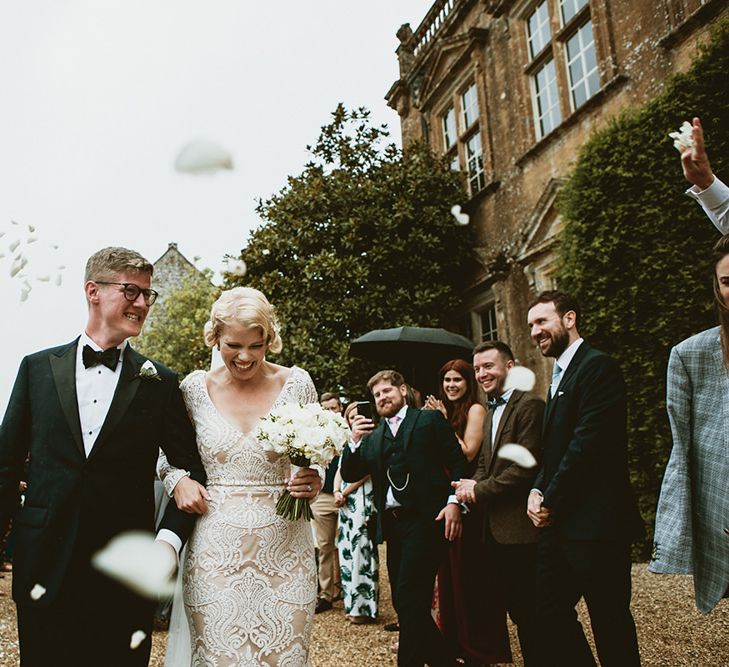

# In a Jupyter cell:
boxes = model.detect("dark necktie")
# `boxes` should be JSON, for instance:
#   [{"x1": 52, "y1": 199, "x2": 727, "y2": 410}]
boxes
[
  {"x1": 82, "y1": 344, "x2": 121, "y2": 371},
  {"x1": 487, "y1": 395, "x2": 507, "y2": 409}
]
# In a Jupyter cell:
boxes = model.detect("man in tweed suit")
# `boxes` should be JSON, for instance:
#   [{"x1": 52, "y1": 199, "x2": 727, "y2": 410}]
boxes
[
  {"x1": 454, "y1": 340, "x2": 544, "y2": 666},
  {"x1": 650, "y1": 239, "x2": 729, "y2": 613}
]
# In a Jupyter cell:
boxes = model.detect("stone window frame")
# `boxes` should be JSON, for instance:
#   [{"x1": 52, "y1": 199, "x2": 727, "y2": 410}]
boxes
[
  {"x1": 436, "y1": 77, "x2": 487, "y2": 197},
  {"x1": 521, "y1": 0, "x2": 601, "y2": 140}
]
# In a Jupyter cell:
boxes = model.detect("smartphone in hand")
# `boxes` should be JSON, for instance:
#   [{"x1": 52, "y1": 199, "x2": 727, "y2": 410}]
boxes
[{"x1": 355, "y1": 401, "x2": 373, "y2": 420}]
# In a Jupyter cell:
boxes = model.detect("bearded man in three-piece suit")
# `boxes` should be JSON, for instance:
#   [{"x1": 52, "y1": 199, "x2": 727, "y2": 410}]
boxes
[
  {"x1": 0, "y1": 247, "x2": 208, "y2": 667},
  {"x1": 527, "y1": 290, "x2": 643, "y2": 666},
  {"x1": 341, "y1": 369, "x2": 468, "y2": 667}
]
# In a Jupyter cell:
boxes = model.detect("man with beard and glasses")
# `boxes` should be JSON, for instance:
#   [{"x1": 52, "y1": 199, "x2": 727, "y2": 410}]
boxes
[
  {"x1": 341, "y1": 370, "x2": 467, "y2": 667},
  {"x1": 526, "y1": 291, "x2": 643, "y2": 667}
]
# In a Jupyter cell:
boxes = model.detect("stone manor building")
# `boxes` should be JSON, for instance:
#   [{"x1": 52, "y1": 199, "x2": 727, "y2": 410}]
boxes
[{"x1": 386, "y1": 0, "x2": 728, "y2": 391}]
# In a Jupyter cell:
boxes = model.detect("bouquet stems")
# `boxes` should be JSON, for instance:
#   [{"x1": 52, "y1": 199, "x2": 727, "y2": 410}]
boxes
[{"x1": 276, "y1": 455, "x2": 314, "y2": 521}]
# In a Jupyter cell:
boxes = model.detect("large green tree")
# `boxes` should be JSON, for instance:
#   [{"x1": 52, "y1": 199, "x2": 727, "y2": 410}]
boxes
[
  {"x1": 556, "y1": 18, "x2": 729, "y2": 557},
  {"x1": 229, "y1": 105, "x2": 473, "y2": 397},
  {"x1": 135, "y1": 271, "x2": 220, "y2": 377}
]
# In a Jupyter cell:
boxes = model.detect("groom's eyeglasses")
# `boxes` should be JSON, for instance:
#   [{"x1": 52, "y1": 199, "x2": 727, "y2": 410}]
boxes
[{"x1": 96, "y1": 281, "x2": 159, "y2": 305}]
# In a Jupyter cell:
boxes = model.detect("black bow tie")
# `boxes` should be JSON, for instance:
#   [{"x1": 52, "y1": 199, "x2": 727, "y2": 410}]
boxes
[
  {"x1": 82, "y1": 344, "x2": 121, "y2": 371},
  {"x1": 487, "y1": 396, "x2": 507, "y2": 409}
]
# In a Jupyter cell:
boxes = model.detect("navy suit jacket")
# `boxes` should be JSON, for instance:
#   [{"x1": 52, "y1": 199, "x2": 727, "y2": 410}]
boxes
[{"x1": 535, "y1": 342, "x2": 643, "y2": 542}]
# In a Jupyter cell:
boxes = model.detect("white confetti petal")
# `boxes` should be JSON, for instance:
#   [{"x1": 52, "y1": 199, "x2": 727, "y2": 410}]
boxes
[
  {"x1": 49, "y1": 244, "x2": 59, "y2": 250},
  {"x1": 497, "y1": 443, "x2": 537, "y2": 468},
  {"x1": 669, "y1": 121, "x2": 694, "y2": 152},
  {"x1": 10, "y1": 256, "x2": 28, "y2": 277},
  {"x1": 9, "y1": 240, "x2": 20, "y2": 252},
  {"x1": 26, "y1": 235, "x2": 38, "y2": 243},
  {"x1": 30, "y1": 584, "x2": 46, "y2": 600},
  {"x1": 261, "y1": 249, "x2": 271, "y2": 256},
  {"x1": 10, "y1": 219, "x2": 19, "y2": 225},
  {"x1": 503, "y1": 365, "x2": 536, "y2": 392},
  {"x1": 92, "y1": 531, "x2": 176, "y2": 599},
  {"x1": 129, "y1": 630, "x2": 147, "y2": 650},
  {"x1": 28, "y1": 224, "x2": 36, "y2": 232},
  {"x1": 20, "y1": 289, "x2": 30, "y2": 303},
  {"x1": 58, "y1": 265, "x2": 66, "y2": 270},
  {"x1": 55, "y1": 274, "x2": 63, "y2": 286},
  {"x1": 37, "y1": 275, "x2": 51, "y2": 282},
  {"x1": 174, "y1": 139, "x2": 234, "y2": 175},
  {"x1": 0, "y1": 231, "x2": 4, "y2": 238},
  {"x1": 225, "y1": 259, "x2": 247, "y2": 277},
  {"x1": 450, "y1": 204, "x2": 470, "y2": 226}
]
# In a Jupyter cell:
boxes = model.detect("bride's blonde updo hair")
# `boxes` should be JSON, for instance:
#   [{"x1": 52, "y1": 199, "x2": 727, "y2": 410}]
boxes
[{"x1": 204, "y1": 287, "x2": 283, "y2": 353}]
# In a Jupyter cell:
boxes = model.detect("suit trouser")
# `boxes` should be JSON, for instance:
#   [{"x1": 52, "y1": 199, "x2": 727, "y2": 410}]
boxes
[
  {"x1": 535, "y1": 529, "x2": 640, "y2": 667},
  {"x1": 385, "y1": 508, "x2": 450, "y2": 667},
  {"x1": 17, "y1": 554, "x2": 154, "y2": 667},
  {"x1": 485, "y1": 533, "x2": 543, "y2": 667},
  {"x1": 311, "y1": 492, "x2": 341, "y2": 602}
]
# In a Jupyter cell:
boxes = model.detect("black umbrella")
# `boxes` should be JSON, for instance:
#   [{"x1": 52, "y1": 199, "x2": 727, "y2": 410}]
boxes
[{"x1": 348, "y1": 326, "x2": 474, "y2": 396}]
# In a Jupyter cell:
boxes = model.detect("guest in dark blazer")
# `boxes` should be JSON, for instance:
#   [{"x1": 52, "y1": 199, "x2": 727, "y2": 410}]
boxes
[
  {"x1": 455, "y1": 340, "x2": 544, "y2": 666},
  {"x1": 526, "y1": 290, "x2": 643, "y2": 666},
  {"x1": 341, "y1": 369, "x2": 468, "y2": 667},
  {"x1": 0, "y1": 246, "x2": 207, "y2": 667}
]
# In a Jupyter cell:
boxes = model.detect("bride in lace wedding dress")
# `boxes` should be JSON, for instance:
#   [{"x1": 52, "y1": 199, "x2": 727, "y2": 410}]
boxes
[{"x1": 159, "y1": 288, "x2": 321, "y2": 667}]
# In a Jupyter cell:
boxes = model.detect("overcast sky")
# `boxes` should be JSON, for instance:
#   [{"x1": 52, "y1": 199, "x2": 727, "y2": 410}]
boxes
[{"x1": 0, "y1": 0, "x2": 430, "y2": 411}]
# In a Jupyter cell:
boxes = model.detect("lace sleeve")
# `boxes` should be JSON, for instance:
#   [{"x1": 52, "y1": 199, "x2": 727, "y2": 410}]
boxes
[
  {"x1": 157, "y1": 449, "x2": 191, "y2": 498},
  {"x1": 293, "y1": 367, "x2": 318, "y2": 405}
]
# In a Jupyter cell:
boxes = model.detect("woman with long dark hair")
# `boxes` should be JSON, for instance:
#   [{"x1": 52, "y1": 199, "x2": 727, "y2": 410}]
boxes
[
  {"x1": 650, "y1": 234, "x2": 729, "y2": 614},
  {"x1": 425, "y1": 360, "x2": 511, "y2": 665}
]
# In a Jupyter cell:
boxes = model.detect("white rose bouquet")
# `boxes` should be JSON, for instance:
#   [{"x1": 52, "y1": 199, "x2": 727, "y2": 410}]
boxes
[{"x1": 255, "y1": 402, "x2": 349, "y2": 520}]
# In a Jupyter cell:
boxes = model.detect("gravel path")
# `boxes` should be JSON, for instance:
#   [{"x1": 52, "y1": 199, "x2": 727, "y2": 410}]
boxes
[{"x1": 2, "y1": 552, "x2": 727, "y2": 665}]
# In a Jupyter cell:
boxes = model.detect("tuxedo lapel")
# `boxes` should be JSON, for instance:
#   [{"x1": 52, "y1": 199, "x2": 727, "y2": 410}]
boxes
[
  {"x1": 87, "y1": 346, "x2": 143, "y2": 460},
  {"x1": 49, "y1": 339, "x2": 84, "y2": 456}
]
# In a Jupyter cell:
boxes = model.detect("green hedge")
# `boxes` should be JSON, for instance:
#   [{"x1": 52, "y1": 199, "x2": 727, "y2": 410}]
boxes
[{"x1": 557, "y1": 17, "x2": 729, "y2": 558}]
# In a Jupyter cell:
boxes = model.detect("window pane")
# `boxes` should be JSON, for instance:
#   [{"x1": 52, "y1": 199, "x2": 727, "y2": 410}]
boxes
[
  {"x1": 461, "y1": 84, "x2": 479, "y2": 129},
  {"x1": 466, "y1": 132, "x2": 485, "y2": 194},
  {"x1": 449, "y1": 152, "x2": 460, "y2": 171},
  {"x1": 565, "y1": 20, "x2": 600, "y2": 110},
  {"x1": 560, "y1": 0, "x2": 588, "y2": 25},
  {"x1": 480, "y1": 304, "x2": 498, "y2": 341},
  {"x1": 532, "y1": 58, "x2": 561, "y2": 138},
  {"x1": 442, "y1": 106, "x2": 457, "y2": 149},
  {"x1": 526, "y1": 1, "x2": 551, "y2": 59}
]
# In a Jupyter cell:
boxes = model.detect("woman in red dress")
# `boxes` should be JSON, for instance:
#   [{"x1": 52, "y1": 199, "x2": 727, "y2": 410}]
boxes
[{"x1": 425, "y1": 359, "x2": 511, "y2": 666}]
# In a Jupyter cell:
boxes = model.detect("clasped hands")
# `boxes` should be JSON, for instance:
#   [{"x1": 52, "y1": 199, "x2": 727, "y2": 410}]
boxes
[
  {"x1": 173, "y1": 467, "x2": 322, "y2": 514},
  {"x1": 450, "y1": 479, "x2": 553, "y2": 528}
]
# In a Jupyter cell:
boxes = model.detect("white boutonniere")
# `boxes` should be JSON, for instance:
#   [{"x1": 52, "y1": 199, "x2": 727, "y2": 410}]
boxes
[{"x1": 137, "y1": 360, "x2": 161, "y2": 382}]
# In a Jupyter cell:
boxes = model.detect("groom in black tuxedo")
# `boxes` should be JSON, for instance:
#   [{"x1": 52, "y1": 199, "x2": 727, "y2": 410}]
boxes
[
  {"x1": 526, "y1": 291, "x2": 642, "y2": 666},
  {"x1": 341, "y1": 370, "x2": 467, "y2": 667},
  {"x1": 0, "y1": 247, "x2": 207, "y2": 667}
]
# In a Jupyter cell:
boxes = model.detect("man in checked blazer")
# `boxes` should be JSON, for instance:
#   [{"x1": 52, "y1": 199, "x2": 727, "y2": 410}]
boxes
[
  {"x1": 0, "y1": 247, "x2": 207, "y2": 667},
  {"x1": 526, "y1": 290, "x2": 643, "y2": 667},
  {"x1": 454, "y1": 340, "x2": 544, "y2": 666}
]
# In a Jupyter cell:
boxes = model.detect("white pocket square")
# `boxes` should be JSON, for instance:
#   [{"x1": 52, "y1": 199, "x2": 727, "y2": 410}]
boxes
[{"x1": 558, "y1": 391, "x2": 565, "y2": 396}]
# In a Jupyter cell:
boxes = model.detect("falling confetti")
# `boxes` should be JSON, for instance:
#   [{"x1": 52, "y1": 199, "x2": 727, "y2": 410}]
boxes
[
  {"x1": 174, "y1": 139, "x2": 234, "y2": 175},
  {"x1": 225, "y1": 258, "x2": 247, "y2": 277},
  {"x1": 261, "y1": 249, "x2": 271, "y2": 256},
  {"x1": 92, "y1": 531, "x2": 177, "y2": 599},
  {"x1": 129, "y1": 630, "x2": 147, "y2": 650},
  {"x1": 10, "y1": 255, "x2": 28, "y2": 277},
  {"x1": 27, "y1": 234, "x2": 38, "y2": 243},
  {"x1": 497, "y1": 443, "x2": 537, "y2": 468},
  {"x1": 30, "y1": 584, "x2": 46, "y2": 600},
  {"x1": 450, "y1": 204, "x2": 470, "y2": 226},
  {"x1": 9, "y1": 240, "x2": 20, "y2": 252},
  {"x1": 503, "y1": 365, "x2": 536, "y2": 392}
]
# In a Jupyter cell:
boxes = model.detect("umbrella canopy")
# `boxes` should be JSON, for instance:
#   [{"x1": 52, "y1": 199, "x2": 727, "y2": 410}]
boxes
[{"x1": 349, "y1": 326, "x2": 474, "y2": 367}]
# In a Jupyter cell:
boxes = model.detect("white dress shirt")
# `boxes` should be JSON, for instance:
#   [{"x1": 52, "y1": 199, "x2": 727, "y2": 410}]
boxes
[
  {"x1": 491, "y1": 388, "x2": 515, "y2": 449},
  {"x1": 75, "y1": 333, "x2": 125, "y2": 457},
  {"x1": 552, "y1": 337, "x2": 585, "y2": 396},
  {"x1": 686, "y1": 176, "x2": 729, "y2": 234}
]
